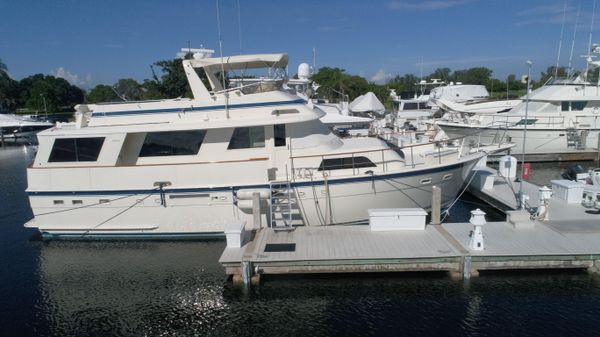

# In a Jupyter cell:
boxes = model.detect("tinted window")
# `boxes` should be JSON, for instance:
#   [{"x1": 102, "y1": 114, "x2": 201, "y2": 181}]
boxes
[
  {"x1": 572, "y1": 101, "x2": 587, "y2": 111},
  {"x1": 403, "y1": 102, "x2": 428, "y2": 110},
  {"x1": 318, "y1": 156, "x2": 376, "y2": 171},
  {"x1": 139, "y1": 130, "x2": 206, "y2": 157},
  {"x1": 49, "y1": 137, "x2": 105, "y2": 162},
  {"x1": 515, "y1": 119, "x2": 537, "y2": 125},
  {"x1": 562, "y1": 101, "x2": 588, "y2": 111},
  {"x1": 274, "y1": 124, "x2": 286, "y2": 147},
  {"x1": 228, "y1": 127, "x2": 265, "y2": 149}
]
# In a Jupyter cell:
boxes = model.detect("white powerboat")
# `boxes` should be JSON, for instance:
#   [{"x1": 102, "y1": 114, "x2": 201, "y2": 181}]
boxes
[
  {"x1": 435, "y1": 51, "x2": 600, "y2": 159},
  {"x1": 25, "y1": 51, "x2": 508, "y2": 239},
  {"x1": 0, "y1": 114, "x2": 53, "y2": 142}
]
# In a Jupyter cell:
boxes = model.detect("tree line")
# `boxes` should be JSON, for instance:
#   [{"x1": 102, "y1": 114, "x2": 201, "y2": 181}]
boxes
[{"x1": 0, "y1": 55, "x2": 588, "y2": 115}]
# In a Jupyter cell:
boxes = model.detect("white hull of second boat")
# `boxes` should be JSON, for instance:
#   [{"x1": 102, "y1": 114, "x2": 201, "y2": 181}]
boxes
[
  {"x1": 438, "y1": 123, "x2": 600, "y2": 156},
  {"x1": 25, "y1": 156, "x2": 480, "y2": 239}
]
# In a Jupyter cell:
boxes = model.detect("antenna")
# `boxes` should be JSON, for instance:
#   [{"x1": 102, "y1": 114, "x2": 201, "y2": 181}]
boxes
[
  {"x1": 555, "y1": 2, "x2": 567, "y2": 78},
  {"x1": 215, "y1": 0, "x2": 229, "y2": 118},
  {"x1": 312, "y1": 47, "x2": 317, "y2": 73},
  {"x1": 584, "y1": 0, "x2": 597, "y2": 83},
  {"x1": 567, "y1": 4, "x2": 581, "y2": 78}
]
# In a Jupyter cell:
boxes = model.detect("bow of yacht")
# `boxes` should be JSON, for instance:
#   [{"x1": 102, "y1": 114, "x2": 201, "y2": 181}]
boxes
[{"x1": 25, "y1": 51, "x2": 509, "y2": 239}]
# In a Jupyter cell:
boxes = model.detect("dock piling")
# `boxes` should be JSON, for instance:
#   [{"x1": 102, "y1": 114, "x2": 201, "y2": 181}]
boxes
[
  {"x1": 463, "y1": 256, "x2": 472, "y2": 280},
  {"x1": 241, "y1": 261, "x2": 252, "y2": 286},
  {"x1": 431, "y1": 186, "x2": 441, "y2": 225}
]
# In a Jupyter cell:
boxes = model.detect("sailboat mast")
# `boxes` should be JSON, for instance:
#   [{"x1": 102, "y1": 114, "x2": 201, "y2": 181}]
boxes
[{"x1": 555, "y1": 3, "x2": 567, "y2": 78}]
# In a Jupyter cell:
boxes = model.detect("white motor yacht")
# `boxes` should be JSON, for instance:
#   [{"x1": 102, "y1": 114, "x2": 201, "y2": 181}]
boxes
[
  {"x1": 25, "y1": 51, "x2": 508, "y2": 239},
  {"x1": 435, "y1": 53, "x2": 600, "y2": 159},
  {"x1": 0, "y1": 114, "x2": 53, "y2": 141}
]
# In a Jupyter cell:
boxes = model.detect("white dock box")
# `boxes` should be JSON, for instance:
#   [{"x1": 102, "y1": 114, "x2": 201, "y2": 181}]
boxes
[
  {"x1": 224, "y1": 221, "x2": 248, "y2": 248},
  {"x1": 369, "y1": 208, "x2": 427, "y2": 231},
  {"x1": 550, "y1": 180, "x2": 584, "y2": 204}
]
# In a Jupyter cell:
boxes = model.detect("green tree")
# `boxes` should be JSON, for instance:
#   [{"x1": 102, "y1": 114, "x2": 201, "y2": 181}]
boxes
[
  {"x1": 114, "y1": 78, "x2": 143, "y2": 100},
  {"x1": 539, "y1": 66, "x2": 568, "y2": 84},
  {"x1": 387, "y1": 73, "x2": 420, "y2": 98},
  {"x1": 310, "y1": 67, "x2": 347, "y2": 101},
  {"x1": 86, "y1": 84, "x2": 120, "y2": 103},
  {"x1": 428, "y1": 68, "x2": 452, "y2": 82},
  {"x1": 19, "y1": 74, "x2": 84, "y2": 113},
  {"x1": 0, "y1": 59, "x2": 19, "y2": 112},
  {"x1": 452, "y1": 67, "x2": 493, "y2": 85}
]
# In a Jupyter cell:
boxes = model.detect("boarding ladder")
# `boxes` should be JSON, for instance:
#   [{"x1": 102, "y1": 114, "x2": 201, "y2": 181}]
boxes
[
  {"x1": 566, "y1": 128, "x2": 584, "y2": 149},
  {"x1": 269, "y1": 180, "x2": 294, "y2": 231}
]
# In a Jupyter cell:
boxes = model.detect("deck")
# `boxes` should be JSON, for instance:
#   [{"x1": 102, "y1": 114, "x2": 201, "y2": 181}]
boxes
[{"x1": 220, "y1": 164, "x2": 600, "y2": 284}]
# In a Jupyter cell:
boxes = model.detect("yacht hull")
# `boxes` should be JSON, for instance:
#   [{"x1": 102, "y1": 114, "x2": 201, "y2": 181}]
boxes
[
  {"x1": 438, "y1": 123, "x2": 600, "y2": 156},
  {"x1": 25, "y1": 157, "x2": 480, "y2": 239}
]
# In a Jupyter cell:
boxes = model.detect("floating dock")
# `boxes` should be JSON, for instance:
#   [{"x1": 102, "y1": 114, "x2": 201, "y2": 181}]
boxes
[{"x1": 219, "y1": 160, "x2": 600, "y2": 285}]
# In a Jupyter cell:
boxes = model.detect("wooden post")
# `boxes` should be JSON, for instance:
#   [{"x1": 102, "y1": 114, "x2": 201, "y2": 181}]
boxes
[
  {"x1": 252, "y1": 192, "x2": 261, "y2": 229},
  {"x1": 431, "y1": 186, "x2": 441, "y2": 225},
  {"x1": 0, "y1": 128, "x2": 4, "y2": 149}
]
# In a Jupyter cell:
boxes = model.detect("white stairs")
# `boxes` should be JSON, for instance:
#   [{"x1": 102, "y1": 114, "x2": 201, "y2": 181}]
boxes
[{"x1": 269, "y1": 180, "x2": 295, "y2": 231}]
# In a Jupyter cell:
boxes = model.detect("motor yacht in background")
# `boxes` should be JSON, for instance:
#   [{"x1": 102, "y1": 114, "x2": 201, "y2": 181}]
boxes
[
  {"x1": 25, "y1": 49, "x2": 509, "y2": 239},
  {"x1": 0, "y1": 114, "x2": 53, "y2": 143},
  {"x1": 435, "y1": 50, "x2": 600, "y2": 160},
  {"x1": 286, "y1": 66, "x2": 375, "y2": 136}
]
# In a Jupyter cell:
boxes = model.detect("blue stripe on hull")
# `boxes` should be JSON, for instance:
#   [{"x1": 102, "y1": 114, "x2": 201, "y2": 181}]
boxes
[
  {"x1": 27, "y1": 162, "x2": 466, "y2": 197},
  {"x1": 41, "y1": 231, "x2": 225, "y2": 241},
  {"x1": 91, "y1": 99, "x2": 305, "y2": 117}
]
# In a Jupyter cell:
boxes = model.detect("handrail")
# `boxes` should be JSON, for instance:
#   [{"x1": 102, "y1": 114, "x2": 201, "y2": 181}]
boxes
[
  {"x1": 288, "y1": 133, "x2": 487, "y2": 180},
  {"x1": 213, "y1": 81, "x2": 263, "y2": 95}
]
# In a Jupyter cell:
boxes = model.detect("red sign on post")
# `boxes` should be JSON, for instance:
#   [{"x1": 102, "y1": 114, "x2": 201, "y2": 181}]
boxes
[{"x1": 523, "y1": 163, "x2": 531, "y2": 181}]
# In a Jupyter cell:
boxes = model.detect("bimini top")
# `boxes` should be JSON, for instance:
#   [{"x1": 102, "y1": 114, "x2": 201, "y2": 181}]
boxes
[{"x1": 188, "y1": 53, "x2": 288, "y2": 72}]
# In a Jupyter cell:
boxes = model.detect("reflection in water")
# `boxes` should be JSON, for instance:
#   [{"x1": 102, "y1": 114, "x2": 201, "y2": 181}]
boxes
[
  {"x1": 38, "y1": 241, "x2": 228, "y2": 336},
  {"x1": 2, "y1": 147, "x2": 600, "y2": 337}
]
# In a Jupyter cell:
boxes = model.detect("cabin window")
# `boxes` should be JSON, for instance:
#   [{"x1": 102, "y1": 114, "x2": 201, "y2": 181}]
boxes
[
  {"x1": 139, "y1": 130, "x2": 206, "y2": 157},
  {"x1": 274, "y1": 124, "x2": 286, "y2": 147},
  {"x1": 403, "y1": 102, "x2": 428, "y2": 110},
  {"x1": 228, "y1": 126, "x2": 265, "y2": 149},
  {"x1": 572, "y1": 101, "x2": 587, "y2": 111},
  {"x1": 48, "y1": 137, "x2": 105, "y2": 162},
  {"x1": 515, "y1": 119, "x2": 537, "y2": 126},
  {"x1": 272, "y1": 109, "x2": 299, "y2": 116},
  {"x1": 318, "y1": 156, "x2": 376, "y2": 171},
  {"x1": 562, "y1": 101, "x2": 588, "y2": 111}
]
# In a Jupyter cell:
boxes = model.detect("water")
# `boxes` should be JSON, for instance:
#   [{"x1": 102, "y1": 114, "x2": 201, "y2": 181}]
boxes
[{"x1": 2, "y1": 146, "x2": 600, "y2": 337}]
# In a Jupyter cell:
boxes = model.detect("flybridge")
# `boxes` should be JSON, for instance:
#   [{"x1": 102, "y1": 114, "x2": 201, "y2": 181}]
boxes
[
  {"x1": 182, "y1": 53, "x2": 289, "y2": 100},
  {"x1": 72, "y1": 51, "x2": 292, "y2": 128}
]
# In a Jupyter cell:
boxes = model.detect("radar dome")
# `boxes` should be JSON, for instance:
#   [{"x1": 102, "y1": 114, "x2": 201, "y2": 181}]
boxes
[{"x1": 298, "y1": 63, "x2": 311, "y2": 79}]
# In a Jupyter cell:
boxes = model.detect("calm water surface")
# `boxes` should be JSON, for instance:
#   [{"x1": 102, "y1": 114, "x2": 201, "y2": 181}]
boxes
[{"x1": 1, "y1": 146, "x2": 600, "y2": 337}]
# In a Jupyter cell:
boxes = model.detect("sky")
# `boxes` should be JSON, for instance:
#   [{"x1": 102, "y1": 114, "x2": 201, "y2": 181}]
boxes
[{"x1": 0, "y1": 0, "x2": 598, "y2": 89}]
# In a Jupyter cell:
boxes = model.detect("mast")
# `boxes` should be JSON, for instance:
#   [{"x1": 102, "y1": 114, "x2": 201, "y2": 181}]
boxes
[
  {"x1": 555, "y1": 3, "x2": 567, "y2": 78},
  {"x1": 216, "y1": 0, "x2": 229, "y2": 119},
  {"x1": 567, "y1": 5, "x2": 581, "y2": 78},
  {"x1": 584, "y1": 0, "x2": 597, "y2": 88}
]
